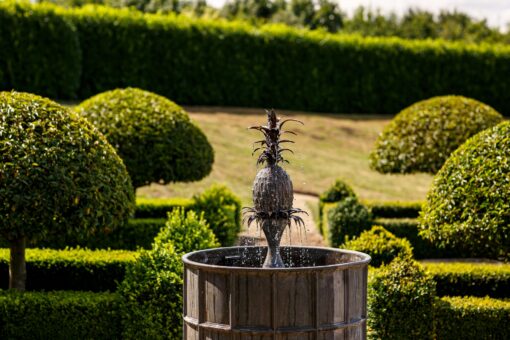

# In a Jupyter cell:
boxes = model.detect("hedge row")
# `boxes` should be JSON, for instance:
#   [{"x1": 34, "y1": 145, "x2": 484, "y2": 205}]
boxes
[
  {"x1": 435, "y1": 296, "x2": 510, "y2": 340},
  {"x1": 423, "y1": 262, "x2": 510, "y2": 298},
  {"x1": 0, "y1": 249, "x2": 136, "y2": 291},
  {"x1": 0, "y1": 290, "x2": 121, "y2": 339},
  {"x1": 3, "y1": 1, "x2": 510, "y2": 113},
  {"x1": 364, "y1": 200, "x2": 422, "y2": 218},
  {"x1": 375, "y1": 218, "x2": 466, "y2": 258}
]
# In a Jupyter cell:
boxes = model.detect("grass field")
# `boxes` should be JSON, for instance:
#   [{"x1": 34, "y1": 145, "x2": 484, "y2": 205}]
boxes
[{"x1": 137, "y1": 107, "x2": 433, "y2": 204}]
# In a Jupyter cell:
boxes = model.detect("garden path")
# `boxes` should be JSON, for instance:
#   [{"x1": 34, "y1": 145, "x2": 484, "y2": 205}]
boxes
[{"x1": 236, "y1": 193, "x2": 325, "y2": 247}]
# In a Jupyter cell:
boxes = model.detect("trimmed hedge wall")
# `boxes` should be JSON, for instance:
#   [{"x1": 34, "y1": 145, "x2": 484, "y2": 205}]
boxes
[
  {"x1": 424, "y1": 262, "x2": 510, "y2": 298},
  {"x1": 365, "y1": 200, "x2": 423, "y2": 218},
  {"x1": 0, "y1": 291, "x2": 122, "y2": 339},
  {"x1": 435, "y1": 296, "x2": 510, "y2": 340},
  {"x1": 0, "y1": 249, "x2": 136, "y2": 291},
  {"x1": 2, "y1": 2, "x2": 510, "y2": 113}
]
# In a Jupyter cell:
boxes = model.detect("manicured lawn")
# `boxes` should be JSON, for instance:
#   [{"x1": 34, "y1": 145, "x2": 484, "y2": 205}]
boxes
[{"x1": 137, "y1": 107, "x2": 433, "y2": 204}]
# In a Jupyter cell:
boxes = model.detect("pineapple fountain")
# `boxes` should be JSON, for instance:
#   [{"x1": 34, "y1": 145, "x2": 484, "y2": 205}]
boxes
[{"x1": 182, "y1": 110, "x2": 371, "y2": 339}]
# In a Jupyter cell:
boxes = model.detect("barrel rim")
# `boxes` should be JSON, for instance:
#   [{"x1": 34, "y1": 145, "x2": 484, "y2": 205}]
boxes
[{"x1": 182, "y1": 245, "x2": 371, "y2": 272}]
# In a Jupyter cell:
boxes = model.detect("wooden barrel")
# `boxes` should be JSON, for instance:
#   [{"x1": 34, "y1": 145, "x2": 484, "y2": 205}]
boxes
[{"x1": 183, "y1": 246, "x2": 371, "y2": 340}]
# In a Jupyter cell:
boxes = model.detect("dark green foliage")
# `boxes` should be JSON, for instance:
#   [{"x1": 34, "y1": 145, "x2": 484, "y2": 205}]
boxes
[
  {"x1": 343, "y1": 226, "x2": 413, "y2": 267},
  {"x1": 76, "y1": 88, "x2": 214, "y2": 188},
  {"x1": 0, "y1": 92, "x2": 135, "y2": 242},
  {"x1": 366, "y1": 200, "x2": 422, "y2": 218},
  {"x1": 1, "y1": 3, "x2": 508, "y2": 113},
  {"x1": 0, "y1": 249, "x2": 136, "y2": 291},
  {"x1": 154, "y1": 209, "x2": 219, "y2": 254},
  {"x1": 435, "y1": 297, "x2": 510, "y2": 340},
  {"x1": 0, "y1": 290, "x2": 121, "y2": 339},
  {"x1": 375, "y1": 218, "x2": 466, "y2": 259},
  {"x1": 424, "y1": 262, "x2": 510, "y2": 299},
  {"x1": 368, "y1": 257, "x2": 436, "y2": 340},
  {"x1": 319, "y1": 179, "x2": 356, "y2": 203},
  {"x1": 420, "y1": 121, "x2": 510, "y2": 260},
  {"x1": 118, "y1": 244, "x2": 183, "y2": 339},
  {"x1": 0, "y1": 1, "x2": 81, "y2": 98},
  {"x1": 370, "y1": 96, "x2": 503, "y2": 174},
  {"x1": 327, "y1": 197, "x2": 372, "y2": 247},
  {"x1": 192, "y1": 184, "x2": 242, "y2": 246},
  {"x1": 135, "y1": 197, "x2": 194, "y2": 218}
]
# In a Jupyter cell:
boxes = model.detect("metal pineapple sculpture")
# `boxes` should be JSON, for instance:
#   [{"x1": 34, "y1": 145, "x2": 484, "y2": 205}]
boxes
[{"x1": 244, "y1": 109, "x2": 306, "y2": 268}]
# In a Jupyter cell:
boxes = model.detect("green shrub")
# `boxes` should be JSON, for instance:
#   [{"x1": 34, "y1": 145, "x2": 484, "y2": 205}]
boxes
[
  {"x1": 435, "y1": 296, "x2": 510, "y2": 340},
  {"x1": 0, "y1": 1, "x2": 81, "y2": 98},
  {"x1": 370, "y1": 96, "x2": 503, "y2": 174},
  {"x1": 44, "y1": 4, "x2": 510, "y2": 113},
  {"x1": 192, "y1": 184, "x2": 242, "y2": 246},
  {"x1": 0, "y1": 91, "x2": 134, "y2": 289},
  {"x1": 135, "y1": 197, "x2": 194, "y2": 218},
  {"x1": 343, "y1": 226, "x2": 413, "y2": 267},
  {"x1": 375, "y1": 218, "x2": 466, "y2": 259},
  {"x1": 0, "y1": 290, "x2": 121, "y2": 339},
  {"x1": 420, "y1": 121, "x2": 510, "y2": 260},
  {"x1": 327, "y1": 197, "x2": 372, "y2": 247},
  {"x1": 76, "y1": 87, "x2": 214, "y2": 188},
  {"x1": 319, "y1": 179, "x2": 356, "y2": 203},
  {"x1": 423, "y1": 262, "x2": 510, "y2": 298},
  {"x1": 365, "y1": 200, "x2": 422, "y2": 218},
  {"x1": 0, "y1": 249, "x2": 136, "y2": 291},
  {"x1": 118, "y1": 244, "x2": 183, "y2": 340},
  {"x1": 155, "y1": 209, "x2": 219, "y2": 254},
  {"x1": 368, "y1": 257, "x2": 436, "y2": 339}
]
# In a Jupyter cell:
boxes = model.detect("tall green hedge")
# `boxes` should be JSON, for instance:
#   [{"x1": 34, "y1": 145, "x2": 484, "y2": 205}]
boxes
[
  {"x1": 0, "y1": 1, "x2": 81, "y2": 98},
  {"x1": 2, "y1": 2, "x2": 510, "y2": 113}
]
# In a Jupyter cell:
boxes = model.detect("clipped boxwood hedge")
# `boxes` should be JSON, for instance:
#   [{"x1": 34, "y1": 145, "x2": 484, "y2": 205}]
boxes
[
  {"x1": 343, "y1": 226, "x2": 413, "y2": 267},
  {"x1": 370, "y1": 96, "x2": 503, "y2": 174},
  {"x1": 435, "y1": 296, "x2": 510, "y2": 340},
  {"x1": 0, "y1": 249, "x2": 136, "y2": 291},
  {"x1": 423, "y1": 262, "x2": 510, "y2": 298},
  {"x1": 421, "y1": 121, "x2": 510, "y2": 259},
  {"x1": 0, "y1": 290, "x2": 122, "y2": 339},
  {"x1": 135, "y1": 197, "x2": 193, "y2": 218},
  {"x1": 375, "y1": 218, "x2": 465, "y2": 259},
  {"x1": 3, "y1": 2, "x2": 510, "y2": 113},
  {"x1": 368, "y1": 257, "x2": 436, "y2": 339},
  {"x1": 76, "y1": 88, "x2": 214, "y2": 188},
  {"x1": 0, "y1": 1, "x2": 81, "y2": 98},
  {"x1": 365, "y1": 200, "x2": 423, "y2": 218},
  {"x1": 327, "y1": 197, "x2": 372, "y2": 247}
]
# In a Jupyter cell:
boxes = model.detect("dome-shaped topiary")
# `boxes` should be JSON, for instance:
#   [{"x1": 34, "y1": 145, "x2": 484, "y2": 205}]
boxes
[
  {"x1": 420, "y1": 122, "x2": 510, "y2": 259},
  {"x1": 0, "y1": 91, "x2": 135, "y2": 289},
  {"x1": 370, "y1": 95, "x2": 503, "y2": 174},
  {"x1": 327, "y1": 197, "x2": 372, "y2": 247},
  {"x1": 76, "y1": 88, "x2": 214, "y2": 188},
  {"x1": 320, "y1": 179, "x2": 356, "y2": 203},
  {"x1": 343, "y1": 226, "x2": 413, "y2": 267}
]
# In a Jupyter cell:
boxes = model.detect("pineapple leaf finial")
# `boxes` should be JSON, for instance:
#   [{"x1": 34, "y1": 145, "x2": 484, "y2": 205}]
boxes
[{"x1": 249, "y1": 109, "x2": 303, "y2": 166}]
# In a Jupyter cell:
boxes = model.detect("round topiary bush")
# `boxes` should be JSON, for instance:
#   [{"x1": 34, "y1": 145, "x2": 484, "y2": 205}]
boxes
[
  {"x1": 327, "y1": 197, "x2": 372, "y2": 247},
  {"x1": 370, "y1": 95, "x2": 503, "y2": 174},
  {"x1": 154, "y1": 209, "x2": 219, "y2": 255},
  {"x1": 369, "y1": 257, "x2": 436, "y2": 339},
  {"x1": 0, "y1": 91, "x2": 134, "y2": 289},
  {"x1": 343, "y1": 226, "x2": 413, "y2": 267},
  {"x1": 76, "y1": 88, "x2": 214, "y2": 188},
  {"x1": 420, "y1": 121, "x2": 510, "y2": 259},
  {"x1": 319, "y1": 179, "x2": 356, "y2": 203}
]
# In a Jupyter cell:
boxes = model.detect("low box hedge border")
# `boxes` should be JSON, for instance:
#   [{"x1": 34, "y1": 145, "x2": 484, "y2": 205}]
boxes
[
  {"x1": 0, "y1": 249, "x2": 137, "y2": 292},
  {"x1": 435, "y1": 296, "x2": 510, "y2": 340},
  {"x1": 423, "y1": 262, "x2": 510, "y2": 299},
  {"x1": 364, "y1": 200, "x2": 423, "y2": 219}
]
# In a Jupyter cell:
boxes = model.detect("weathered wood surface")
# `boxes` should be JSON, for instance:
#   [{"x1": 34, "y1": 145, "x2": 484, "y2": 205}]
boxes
[{"x1": 183, "y1": 247, "x2": 370, "y2": 340}]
